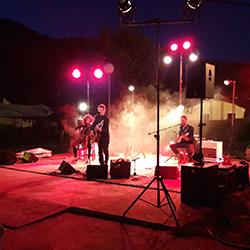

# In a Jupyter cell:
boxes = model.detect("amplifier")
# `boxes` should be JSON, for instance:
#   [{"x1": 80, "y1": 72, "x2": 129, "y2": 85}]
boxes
[
  {"x1": 157, "y1": 166, "x2": 179, "y2": 180},
  {"x1": 22, "y1": 152, "x2": 38, "y2": 163},
  {"x1": 110, "y1": 159, "x2": 131, "y2": 179},
  {"x1": 200, "y1": 140, "x2": 223, "y2": 162}
]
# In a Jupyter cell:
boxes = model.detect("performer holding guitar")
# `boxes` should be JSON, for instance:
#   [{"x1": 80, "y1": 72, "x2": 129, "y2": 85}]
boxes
[
  {"x1": 170, "y1": 115, "x2": 194, "y2": 161},
  {"x1": 72, "y1": 114, "x2": 94, "y2": 162},
  {"x1": 91, "y1": 104, "x2": 110, "y2": 165}
]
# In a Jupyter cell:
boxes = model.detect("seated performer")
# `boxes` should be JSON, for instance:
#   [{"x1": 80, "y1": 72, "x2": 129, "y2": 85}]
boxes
[
  {"x1": 170, "y1": 115, "x2": 194, "y2": 162},
  {"x1": 91, "y1": 104, "x2": 109, "y2": 165},
  {"x1": 72, "y1": 114, "x2": 94, "y2": 162}
]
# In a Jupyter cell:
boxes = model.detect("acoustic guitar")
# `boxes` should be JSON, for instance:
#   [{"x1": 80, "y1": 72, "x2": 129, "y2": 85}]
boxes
[
  {"x1": 178, "y1": 132, "x2": 190, "y2": 143},
  {"x1": 89, "y1": 120, "x2": 104, "y2": 144},
  {"x1": 177, "y1": 125, "x2": 191, "y2": 143}
]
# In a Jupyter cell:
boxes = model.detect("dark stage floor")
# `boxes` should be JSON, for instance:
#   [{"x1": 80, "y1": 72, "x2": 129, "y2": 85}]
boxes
[{"x1": 0, "y1": 153, "x2": 249, "y2": 250}]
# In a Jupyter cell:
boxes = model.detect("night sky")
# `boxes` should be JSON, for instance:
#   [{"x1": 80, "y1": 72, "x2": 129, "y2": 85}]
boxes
[{"x1": 1, "y1": 0, "x2": 250, "y2": 63}]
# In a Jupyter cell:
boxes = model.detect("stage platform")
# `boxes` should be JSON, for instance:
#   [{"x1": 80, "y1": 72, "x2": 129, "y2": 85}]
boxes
[
  {"x1": 2, "y1": 153, "x2": 184, "y2": 191},
  {"x1": 0, "y1": 152, "x2": 249, "y2": 250}
]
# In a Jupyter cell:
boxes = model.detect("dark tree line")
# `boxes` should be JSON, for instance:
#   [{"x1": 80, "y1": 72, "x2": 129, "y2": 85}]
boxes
[
  {"x1": 0, "y1": 19, "x2": 157, "y2": 111},
  {"x1": 0, "y1": 18, "x2": 249, "y2": 112}
]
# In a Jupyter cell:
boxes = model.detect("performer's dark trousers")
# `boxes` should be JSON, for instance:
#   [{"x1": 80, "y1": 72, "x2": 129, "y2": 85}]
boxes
[
  {"x1": 170, "y1": 142, "x2": 194, "y2": 159},
  {"x1": 98, "y1": 135, "x2": 109, "y2": 165}
]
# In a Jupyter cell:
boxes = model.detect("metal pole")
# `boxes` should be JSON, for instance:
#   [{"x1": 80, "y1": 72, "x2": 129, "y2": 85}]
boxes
[
  {"x1": 198, "y1": 98, "x2": 204, "y2": 166},
  {"x1": 108, "y1": 74, "x2": 111, "y2": 117},
  {"x1": 87, "y1": 79, "x2": 90, "y2": 110},
  {"x1": 199, "y1": 98, "x2": 203, "y2": 154},
  {"x1": 179, "y1": 53, "x2": 183, "y2": 106},
  {"x1": 232, "y1": 81, "x2": 236, "y2": 127},
  {"x1": 131, "y1": 90, "x2": 134, "y2": 108},
  {"x1": 156, "y1": 23, "x2": 161, "y2": 207},
  {"x1": 227, "y1": 80, "x2": 236, "y2": 154}
]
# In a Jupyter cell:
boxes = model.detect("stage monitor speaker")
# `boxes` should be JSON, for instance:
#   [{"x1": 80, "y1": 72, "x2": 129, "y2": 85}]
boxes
[
  {"x1": 58, "y1": 161, "x2": 76, "y2": 175},
  {"x1": 157, "y1": 166, "x2": 179, "y2": 180},
  {"x1": 86, "y1": 165, "x2": 108, "y2": 180},
  {"x1": 181, "y1": 164, "x2": 219, "y2": 205},
  {"x1": 0, "y1": 150, "x2": 17, "y2": 165},
  {"x1": 22, "y1": 152, "x2": 38, "y2": 163},
  {"x1": 186, "y1": 62, "x2": 215, "y2": 99}
]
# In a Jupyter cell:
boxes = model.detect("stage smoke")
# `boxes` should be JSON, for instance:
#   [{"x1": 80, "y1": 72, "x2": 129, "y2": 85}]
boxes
[
  {"x1": 109, "y1": 86, "x2": 184, "y2": 157},
  {"x1": 57, "y1": 87, "x2": 226, "y2": 157},
  {"x1": 59, "y1": 104, "x2": 79, "y2": 152}
]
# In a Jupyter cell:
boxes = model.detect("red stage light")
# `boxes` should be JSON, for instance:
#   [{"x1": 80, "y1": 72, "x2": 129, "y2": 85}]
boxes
[
  {"x1": 72, "y1": 68, "x2": 81, "y2": 79},
  {"x1": 93, "y1": 68, "x2": 104, "y2": 79},
  {"x1": 170, "y1": 43, "x2": 178, "y2": 52},
  {"x1": 183, "y1": 41, "x2": 191, "y2": 50}
]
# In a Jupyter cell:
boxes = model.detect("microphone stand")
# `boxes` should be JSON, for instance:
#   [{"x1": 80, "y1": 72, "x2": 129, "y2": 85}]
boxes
[
  {"x1": 148, "y1": 124, "x2": 180, "y2": 163},
  {"x1": 148, "y1": 123, "x2": 181, "y2": 135},
  {"x1": 131, "y1": 157, "x2": 140, "y2": 178}
]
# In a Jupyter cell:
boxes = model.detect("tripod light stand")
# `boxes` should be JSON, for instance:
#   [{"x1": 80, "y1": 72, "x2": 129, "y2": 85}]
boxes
[
  {"x1": 118, "y1": 0, "x2": 202, "y2": 229},
  {"x1": 121, "y1": 20, "x2": 195, "y2": 228}
]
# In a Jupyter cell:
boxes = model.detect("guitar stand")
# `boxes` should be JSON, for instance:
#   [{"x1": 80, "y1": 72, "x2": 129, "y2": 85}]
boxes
[
  {"x1": 132, "y1": 157, "x2": 140, "y2": 176},
  {"x1": 130, "y1": 157, "x2": 146, "y2": 180}
]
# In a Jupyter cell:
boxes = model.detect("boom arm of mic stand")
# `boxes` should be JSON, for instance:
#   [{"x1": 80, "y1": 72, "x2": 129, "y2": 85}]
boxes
[{"x1": 148, "y1": 123, "x2": 181, "y2": 135}]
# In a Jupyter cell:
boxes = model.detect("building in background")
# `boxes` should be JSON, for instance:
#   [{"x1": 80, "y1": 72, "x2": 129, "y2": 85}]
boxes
[
  {"x1": 0, "y1": 98, "x2": 61, "y2": 149},
  {"x1": 0, "y1": 98, "x2": 53, "y2": 128},
  {"x1": 185, "y1": 99, "x2": 245, "y2": 122}
]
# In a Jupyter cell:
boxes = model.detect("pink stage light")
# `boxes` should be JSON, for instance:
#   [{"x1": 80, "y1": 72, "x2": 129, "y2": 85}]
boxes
[
  {"x1": 183, "y1": 41, "x2": 191, "y2": 50},
  {"x1": 93, "y1": 68, "x2": 104, "y2": 79},
  {"x1": 72, "y1": 68, "x2": 81, "y2": 79},
  {"x1": 170, "y1": 43, "x2": 178, "y2": 52}
]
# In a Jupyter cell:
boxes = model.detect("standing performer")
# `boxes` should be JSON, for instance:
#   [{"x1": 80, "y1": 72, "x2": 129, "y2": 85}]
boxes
[
  {"x1": 91, "y1": 104, "x2": 110, "y2": 165},
  {"x1": 170, "y1": 115, "x2": 194, "y2": 161},
  {"x1": 72, "y1": 114, "x2": 94, "y2": 162}
]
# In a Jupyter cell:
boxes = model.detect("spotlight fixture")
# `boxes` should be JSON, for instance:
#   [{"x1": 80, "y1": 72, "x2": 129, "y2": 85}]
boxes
[
  {"x1": 128, "y1": 85, "x2": 135, "y2": 92},
  {"x1": 93, "y1": 68, "x2": 104, "y2": 79},
  {"x1": 189, "y1": 52, "x2": 199, "y2": 62},
  {"x1": 186, "y1": 0, "x2": 203, "y2": 10},
  {"x1": 170, "y1": 43, "x2": 178, "y2": 52},
  {"x1": 163, "y1": 55, "x2": 173, "y2": 65},
  {"x1": 183, "y1": 40, "x2": 191, "y2": 50},
  {"x1": 177, "y1": 105, "x2": 185, "y2": 112},
  {"x1": 79, "y1": 102, "x2": 88, "y2": 112},
  {"x1": 72, "y1": 68, "x2": 81, "y2": 79},
  {"x1": 119, "y1": 0, "x2": 134, "y2": 15}
]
